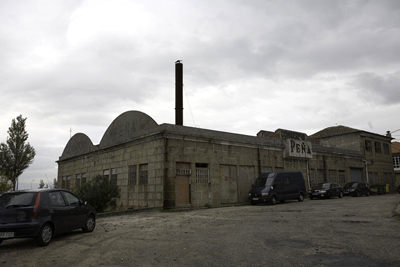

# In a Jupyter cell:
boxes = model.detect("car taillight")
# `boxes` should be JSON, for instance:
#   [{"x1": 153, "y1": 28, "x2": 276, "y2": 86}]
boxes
[{"x1": 32, "y1": 192, "x2": 41, "y2": 218}]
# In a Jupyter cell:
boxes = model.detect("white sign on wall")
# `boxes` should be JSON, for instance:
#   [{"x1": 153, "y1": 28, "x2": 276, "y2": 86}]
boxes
[{"x1": 285, "y1": 139, "x2": 313, "y2": 159}]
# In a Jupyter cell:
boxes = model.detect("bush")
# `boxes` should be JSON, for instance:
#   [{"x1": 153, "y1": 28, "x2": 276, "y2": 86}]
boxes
[{"x1": 76, "y1": 175, "x2": 120, "y2": 213}]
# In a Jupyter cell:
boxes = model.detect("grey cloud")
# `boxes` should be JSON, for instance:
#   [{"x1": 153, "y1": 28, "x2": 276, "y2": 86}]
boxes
[{"x1": 351, "y1": 72, "x2": 400, "y2": 105}]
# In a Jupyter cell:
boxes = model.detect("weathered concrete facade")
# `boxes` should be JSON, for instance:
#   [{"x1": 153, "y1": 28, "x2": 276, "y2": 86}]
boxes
[{"x1": 57, "y1": 111, "x2": 395, "y2": 209}]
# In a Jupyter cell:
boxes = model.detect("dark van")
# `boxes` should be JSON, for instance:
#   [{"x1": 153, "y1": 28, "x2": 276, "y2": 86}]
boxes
[{"x1": 248, "y1": 172, "x2": 306, "y2": 205}]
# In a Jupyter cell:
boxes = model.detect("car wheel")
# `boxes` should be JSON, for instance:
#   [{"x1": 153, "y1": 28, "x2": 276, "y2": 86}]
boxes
[
  {"x1": 310, "y1": 195, "x2": 314, "y2": 200},
  {"x1": 0, "y1": 239, "x2": 3, "y2": 245},
  {"x1": 298, "y1": 193, "x2": 304, "y2": 202},
  {"x1": 327, "y1": 192, "x2": 331, "y2": 199},
  {"x1": 339, "y1": 191, "x2": 343, "y2": 198},
  {"x1": 354, "y1": 190, "x2": 360, "y2": 197},
  {"x1": 250, "y1": 201, "x2": 257, "y2": 206},
  {"x1": 366, "y1": 190, "x2": 370, "y2": 196},
  {"x1": 83, "y1": 215, "x2": 96, "y2": 233},
  {"x1": 270, "y1": 196, "x2": 277, "y2": 205},
  {"x1": 35, "y1": 223, "x2": 53, "y2": 247}
]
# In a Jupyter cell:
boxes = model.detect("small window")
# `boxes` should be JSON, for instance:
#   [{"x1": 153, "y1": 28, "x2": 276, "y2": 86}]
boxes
[
  {"x1": 128, "y1": 165, "x2": 137, "y2": 185},
  {"x1": 81, "y1": 173, "x2": 87, "y2": 185},
  {"x1": 195, "y1": 163, "x2": 209, "y2": 183},
  {"x1": 365, "y1": 140, "x2": 372, "y2": 152},
  {"x1": 76, "y1": 173, "x2": 81, "y2": 188},
  {"x1": 139, "y1": 164, "x2": 148, "y2": 185},
  {"x1": 103, "y1": 169, "x2": 110, "y2": 180},
  {"x1": 383, "y1": 143, "x2": 390, "y2": 155},
  {"x1": 375, "y1": 142, "x2": 381, "y2": 153},
  {"x1": 111, "y1": 168, "x2": 117, "y2": 184}
]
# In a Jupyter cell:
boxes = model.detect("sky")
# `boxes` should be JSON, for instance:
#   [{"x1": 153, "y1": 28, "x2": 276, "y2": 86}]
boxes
[{"x1": 1, "y1": 0, "x2": 399, "y2": 189}]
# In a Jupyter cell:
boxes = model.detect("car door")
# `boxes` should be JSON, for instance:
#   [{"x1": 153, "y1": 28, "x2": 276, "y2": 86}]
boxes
[
  {"x1": 61, "y1": 191, "x2": 88, "y2": 230},
  {"x1": 49, "y1": 191, "x2": 74, "y2": 234}
]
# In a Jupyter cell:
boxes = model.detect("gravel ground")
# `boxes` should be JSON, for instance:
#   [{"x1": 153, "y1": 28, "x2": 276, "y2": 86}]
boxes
[{"x1": 1, "y1": 194, "x2": 400, "y2": 267}]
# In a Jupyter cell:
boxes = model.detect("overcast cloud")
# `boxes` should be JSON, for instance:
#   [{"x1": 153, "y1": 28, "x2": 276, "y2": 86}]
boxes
[{"x1": 1, "y1": 0, "x2": 399, "y2": 189}]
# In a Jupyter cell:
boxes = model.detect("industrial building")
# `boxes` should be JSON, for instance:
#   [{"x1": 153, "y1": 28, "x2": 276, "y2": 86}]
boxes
[{"x1": 57, "y1": 62, "x2": 395, "y2": 209}]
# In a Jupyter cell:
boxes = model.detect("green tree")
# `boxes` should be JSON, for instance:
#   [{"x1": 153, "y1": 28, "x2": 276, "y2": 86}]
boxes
[
  {"x1": 0, "y1": 115, "x2": 36, "y2": 190},
  {"x1": 76, "y1": 175, "x2": 120, "y2": 213},
  {"x1": 0, "y1": 172, "x2": 13, "y2": 193},
  {"x1": 39, "y1": 179, "x2": 45, "y2": 189}
]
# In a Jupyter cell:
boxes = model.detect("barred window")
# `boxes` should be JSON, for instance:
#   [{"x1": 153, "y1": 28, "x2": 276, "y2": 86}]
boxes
[
  {"x1": 196, "y1": 163, "x2": 209, "y2": 183},
  {"x1": 139, "y1": 164, "x2": 148, "y2": 185},
  {"x1": 129, "y1": 165, "x2": 137, "y2": 185},
  {"x1": 111, "y1": 168, "x2": 117, "y2": 184}
]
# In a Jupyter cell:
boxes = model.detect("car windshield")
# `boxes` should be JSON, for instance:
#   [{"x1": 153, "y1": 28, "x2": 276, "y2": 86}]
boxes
[
  {"x1": 313, "y1": 183, "x2": 330, "y2": 190},
  {"x1": 344, "y1": 183, "x2": 357, "y2": 189},
  {"x1": 0, "y1": 192, "x2": 37, "y2": 208},
  {"x1": 254, "y1": 177, "x2": 274, "y2": 187}
]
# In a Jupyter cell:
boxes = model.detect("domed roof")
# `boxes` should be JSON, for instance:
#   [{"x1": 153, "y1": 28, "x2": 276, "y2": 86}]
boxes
[
  {"x1": 60, "y1": 133, "x2": 95, "y2": 160},
  {"x1": 99, "y1": 110, "x2": 158, "y2": 149}
]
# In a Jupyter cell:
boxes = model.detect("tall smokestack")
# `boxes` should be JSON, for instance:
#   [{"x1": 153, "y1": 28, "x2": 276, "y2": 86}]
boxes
[{"x1": 175, "y1": 60, "x2": 183, "y2": 126}]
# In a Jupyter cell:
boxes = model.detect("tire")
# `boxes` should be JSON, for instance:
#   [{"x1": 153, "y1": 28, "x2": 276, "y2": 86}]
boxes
[
  {"x1": 35, "y1": 223, "x2": 53, "y2": 247},
  {"x1": 366, "y1": 190, "x2": 370, "y2": 196},
  {"x1": 327, "y1": 192, "x2": 331, "y2": 199},
  {"x1": 354, "y1": 190, "x2": 360, "y2": 197},
  {"x1": 298, "y1": 193, "x2": 304, "y2": 202},
  {"x1": 339, "y1": 191, "x2": 343, "y2": 198},
  {"x1": 280, "y1": 200, "x2": 285, "y2": 203},
  {"x1": 0, "y1": 239, "x2": 3, "y2": 245},
  {"x1": 82, "y1": 215, "x2": 96, "y2": 233},
  {"x1": 270, "y1": 196, "x2": 277, "y2": 205},
  {"x1": 310, "y1": 195, "x2": 314, "y2": 200},
  {"x1": 250, "y1": 201, "x2": 257, "y2": 206}
]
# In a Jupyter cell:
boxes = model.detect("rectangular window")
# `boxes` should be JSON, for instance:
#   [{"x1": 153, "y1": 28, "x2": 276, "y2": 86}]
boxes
[
  {"x1": 76, "y1": 173, "x2": 81, "y2": 188},
  {"x1": 128, "y1": 165, "x2": 137, "y2": 185},
  {"x1": 103, "y1": 169, "x2": 110, "y2": 180},
  {"x1": 66, "y1": 176, "x2": 70, "y2": 190},
  {"x1": 62, "y1": 176, "x2": 66, "y2": 188},
  {"x1": 195, "y1": 163, "x2": 209, "y2": 183},
  {"x1": 393, "y1": 155, "x2": 400, "y2": 170},
  {"x1": 365, "y1": 140, "x2": 372, "y2": 152},
  {"x1": 139, "y1": 164, "x2": 148, "y2": 185},
  {"x1": 317, "y1": 169, "x2": 325, "y2": 184},
  {"x1": 111, "y1": 168, "x2": 117, "y2": 184},
  {"x1": 81, "y1": 173, "x2": 87, "y2": 184},
  {"x1": 375, "y1": 142, "x2": 381, "y2": 153},
  {"x1": 383, "y1": 143, "x2": 390, "y2": 155},
  {"x1": 329, "y1": 170, "x2": 337, "y2": 184}
]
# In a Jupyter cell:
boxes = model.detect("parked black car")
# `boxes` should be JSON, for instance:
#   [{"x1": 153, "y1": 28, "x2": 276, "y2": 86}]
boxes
[
  {"x1": 0, "y1": 188, "x2": 96, "y2": 246},
  {"x1": 309, "y1": 182, "x2": 343, "y2": 199},
  {"x1": 343, "y1": 182, "x2": 370, "y2": 197}
]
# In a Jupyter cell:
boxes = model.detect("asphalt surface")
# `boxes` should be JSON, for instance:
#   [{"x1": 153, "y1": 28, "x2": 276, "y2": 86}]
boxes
[{"x1": 1, "y1": 194, "x2": 400, "y2": 267}]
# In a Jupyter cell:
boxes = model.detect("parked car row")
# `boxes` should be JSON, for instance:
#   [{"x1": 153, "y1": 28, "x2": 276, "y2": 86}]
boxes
[
  {"x1": 0, "y1": 188, "x2": 96, "y2": 247},
  {"x1": 249, "y1": 172, "x2": 373, "y2": 205}
]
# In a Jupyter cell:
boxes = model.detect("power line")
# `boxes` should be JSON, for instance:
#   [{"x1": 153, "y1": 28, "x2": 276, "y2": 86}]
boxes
[{"x1": 183, "y1": 85, "x2": 197, "y2": 127}]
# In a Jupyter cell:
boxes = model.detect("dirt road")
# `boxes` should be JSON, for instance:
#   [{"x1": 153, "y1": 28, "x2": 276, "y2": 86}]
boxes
[{"x1": 1, "y1": 194, "x2": 400, "y2": 266}]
